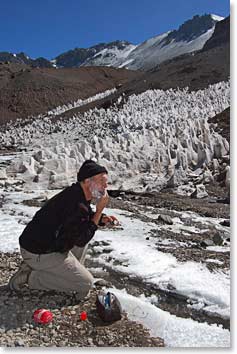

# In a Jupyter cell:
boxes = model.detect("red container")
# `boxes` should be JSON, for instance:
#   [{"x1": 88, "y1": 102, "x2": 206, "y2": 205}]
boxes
[
  {"x1": 80, "y1": 311, "x2": 87, "y2": 321},
  {"x1": 33, "y1": 309, "x2": 53, "y2": 324}
]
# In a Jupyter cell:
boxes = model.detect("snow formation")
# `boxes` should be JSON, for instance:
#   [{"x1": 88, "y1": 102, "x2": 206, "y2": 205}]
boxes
[{"x1": 0, "y1": 81, "x2": 230, "y2": 192}]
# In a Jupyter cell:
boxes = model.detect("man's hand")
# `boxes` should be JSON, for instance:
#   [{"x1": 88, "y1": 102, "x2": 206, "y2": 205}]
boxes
[
  {"x1": 101, "y1": 215, "x2": 120, "y2": 226},
  {"x1": 96, "y1": 191, "x2": 109, "y2": 213},
  {"x1": 92, "y1": 191, "x2": 109, "y2": 226}
]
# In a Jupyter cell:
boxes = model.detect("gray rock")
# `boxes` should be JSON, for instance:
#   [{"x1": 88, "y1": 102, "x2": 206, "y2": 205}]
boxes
[
  {"x1": 190, "y1": 184, "x2": 208, "y2": 199},
  {"x1": 43, "y1": 336, "x2": 51, "y2": 343},
  {"x1": 14, "y1": 339, "x2": 25, "y2": 347},
  {"x1": 87, "y1": 338, "x2": 94, "y2": 346},
  {"x1": 58, "y1": 341, "x2": 67, "y2": 346},
  {"x1": 30, "y1": 339, "x2": 42, "y2": 346},
  {"x1": 97, "y1": 339, "x2": 105, "y2": 346},
  {"x1": 200, "y1": 239, "x2": 214, "y2": 248},
  {"x1": 157, "y1": 214, "x2": 173, "y2": 225}
]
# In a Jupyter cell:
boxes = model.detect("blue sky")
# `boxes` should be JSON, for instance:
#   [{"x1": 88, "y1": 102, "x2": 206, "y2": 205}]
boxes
[{"x1": 0, "y1": 0, "x2": 230, "y2": 59}]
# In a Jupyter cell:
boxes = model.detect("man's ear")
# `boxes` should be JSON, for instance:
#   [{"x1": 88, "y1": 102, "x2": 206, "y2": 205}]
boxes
[{"x1": 83, "y1": 178, "x2": 90, "y2": 186}]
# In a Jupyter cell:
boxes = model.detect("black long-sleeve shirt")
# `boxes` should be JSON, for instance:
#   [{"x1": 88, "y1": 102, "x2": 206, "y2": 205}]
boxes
[{"x1": 19, "y1": 182, "x2": 98, "y2": 254}]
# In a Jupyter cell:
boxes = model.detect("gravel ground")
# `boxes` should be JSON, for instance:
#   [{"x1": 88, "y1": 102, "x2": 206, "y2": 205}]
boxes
[{"x1": 0, "y1": 252, "x2": 164, "y2": 348}]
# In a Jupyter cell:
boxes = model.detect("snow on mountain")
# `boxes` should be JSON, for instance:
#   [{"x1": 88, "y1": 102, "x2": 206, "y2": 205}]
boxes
[
  {"x1": 81, "y1": 41, "x2": 137, "y2": 68},
  {"x1": 118, "y1": 31, "x2": 170, "y2": 69},
  {"x1": 54, "y1": 41, "x2": 135, "y2": 68},
  {"x1": 119, "y1": 14, "x2": 224, "y2": 70},
  {"x1": 211, "y1": 14, "x2": 225, "y2": 22},
  {"x1": 121, "y1": 27, "x2": 214, "y2": 71},
  {"x1": 65, "y1": 14, "x2": 225, "y2": 71}
]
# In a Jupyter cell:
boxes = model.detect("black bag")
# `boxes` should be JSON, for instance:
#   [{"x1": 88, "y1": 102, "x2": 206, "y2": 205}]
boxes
[{"x1": 95, "y1": 291, "x2": 122, "y2": 322}]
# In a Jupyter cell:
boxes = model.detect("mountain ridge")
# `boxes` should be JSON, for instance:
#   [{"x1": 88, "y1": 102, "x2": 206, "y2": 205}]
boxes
[{"x1": 0, "y1": 14, "x2": 225, "y2": 71}]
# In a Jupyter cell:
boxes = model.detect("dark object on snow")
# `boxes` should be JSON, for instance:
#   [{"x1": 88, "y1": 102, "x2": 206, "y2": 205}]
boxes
[
  {"x1": 108, "y1": 190, "x2": 124, "y2": 198},
  {"x1": 212, "y1": 232, "x2": 224, "y2": 246},
  {"x1": 216, "y1": 196, "x2": 230, "y2": 204},
  {"x1": 96, "y1": 291, "x2": 122, "y2": 322},
  {"x1": 220, "y1": 219, "x2": 230, "y2": 227},
  {"x1": 157, "y1": 214, "x2": 173, "y2": 225}
]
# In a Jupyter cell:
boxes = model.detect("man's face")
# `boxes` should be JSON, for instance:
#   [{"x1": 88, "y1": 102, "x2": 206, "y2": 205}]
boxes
[{"x1": 89, "y1": 173, "x2": 108, "y2": 199}]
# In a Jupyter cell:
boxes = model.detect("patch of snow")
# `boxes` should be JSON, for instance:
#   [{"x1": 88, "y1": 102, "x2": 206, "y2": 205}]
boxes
[
  {"x1": 205, "y1": 259, "x2": 224, "y2": 265},
  {"x1": 206, "y1": 246, "x2": 230, "y2": 253},
  {"x1": 91, "y1": 208, "x2": 230, "y2": 319},
  {"x1": 107, "y1": 288, "x2": 230, "y2": 347},
  {"x1": 47, "y1": 87, "x2": 117, "y2": 116},
  {"x1": 211, "y1": 14, "x2": 225, "y2": 22},
  {"x1": 82, "y1": 44, "x2": 137, "y2": 68}
]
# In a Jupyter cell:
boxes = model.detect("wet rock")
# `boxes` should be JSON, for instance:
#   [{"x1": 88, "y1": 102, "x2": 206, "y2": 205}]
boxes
[
  {"x1": 212, "y1": 232, "x2": 224, "y2": 246},
  {"x1": 220, "y1": 219, "x2": 230, "y2": 227},
  {"x1": 0, "y1": 262, "x2": 8, "y2": 268},
  {"x1": 108, "y1": 190, "x2": 124, "y2": 198}
]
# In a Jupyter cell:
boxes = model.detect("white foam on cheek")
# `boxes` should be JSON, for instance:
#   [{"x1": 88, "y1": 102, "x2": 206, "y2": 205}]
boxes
[{"x1": 89, "y1": 180, "x2": 105, "y2": 202}]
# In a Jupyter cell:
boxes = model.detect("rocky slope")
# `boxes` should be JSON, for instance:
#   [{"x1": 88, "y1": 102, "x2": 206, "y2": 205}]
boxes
[
  {"x1": 202, "y1": 16, "x2": 230, "y2": 51},
  {"x1": 0, "y1": 64, "x2": 141, "y2": 124}
]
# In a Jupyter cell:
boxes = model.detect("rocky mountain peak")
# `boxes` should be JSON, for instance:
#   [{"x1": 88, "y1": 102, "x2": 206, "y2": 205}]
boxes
[{"x1": 161, "y1": 14, "x2": 222, "y2": 46}]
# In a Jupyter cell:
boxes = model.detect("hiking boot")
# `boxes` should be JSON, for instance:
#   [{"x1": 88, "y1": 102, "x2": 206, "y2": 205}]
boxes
[{"x1": 8, "y1": 261, "x2": 32, "y2": 291}]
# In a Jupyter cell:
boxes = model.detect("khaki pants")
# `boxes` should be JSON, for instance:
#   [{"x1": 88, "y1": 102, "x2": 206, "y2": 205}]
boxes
[{"x1": 20, "y1": 245, "x2": 93, "y2": 298}]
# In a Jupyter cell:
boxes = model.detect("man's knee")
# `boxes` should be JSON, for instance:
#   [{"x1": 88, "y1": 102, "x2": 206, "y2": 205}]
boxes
[
  {"x1": 77, "y1": 270, "x2": 93, "y2": 289},
  {"x1": 74, "y1": 272, "x2": 93, "y2": 298}
]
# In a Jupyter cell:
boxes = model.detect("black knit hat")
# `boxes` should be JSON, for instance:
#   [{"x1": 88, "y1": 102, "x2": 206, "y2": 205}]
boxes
[{"x1": 77, "y1": 160, "x2": 108, "y2": 182}]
